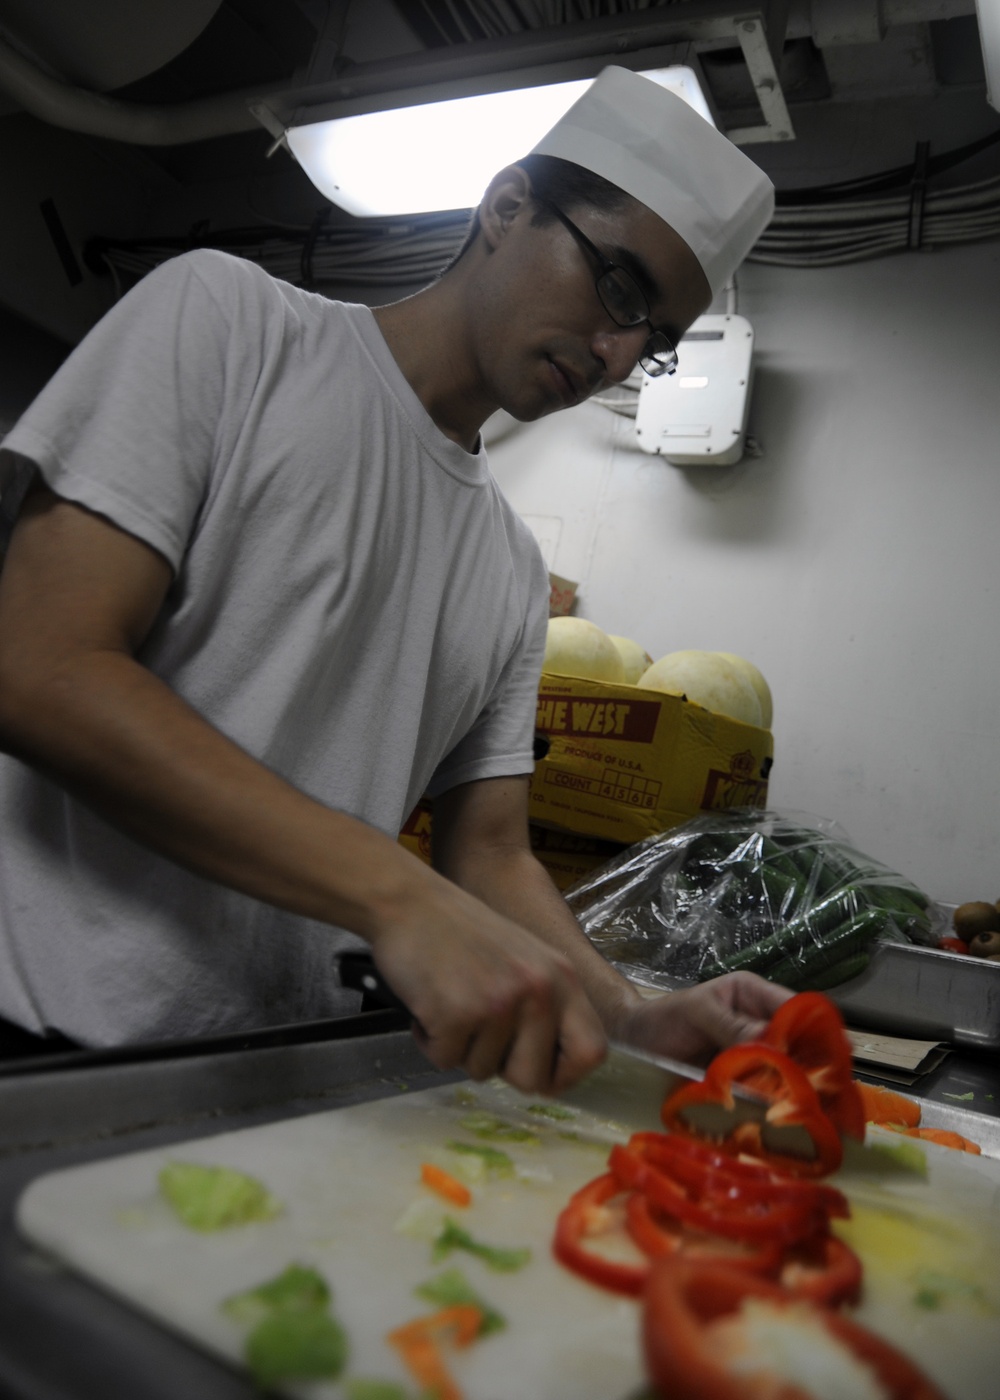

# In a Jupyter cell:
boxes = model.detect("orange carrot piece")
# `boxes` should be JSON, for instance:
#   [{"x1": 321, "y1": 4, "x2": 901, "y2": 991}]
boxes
[
  {"x1": 857, "y1": 1081, "x2": 922, "y2": 1128},
  {"x1": 421, "y1": 1161, "x2": 472, "y2": 1207},
  {"x1": 891, "y1": 1125, "x2": 982, "y2": 1154},
  {"x1": 387, "y1": 1304, "x2": 483, "y2": 1400}
]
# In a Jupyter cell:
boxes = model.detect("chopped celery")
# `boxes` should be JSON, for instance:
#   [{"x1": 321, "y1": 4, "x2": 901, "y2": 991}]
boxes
[
  {"x1": 443, "y1": 1140, "x2": 515, "y2": 1177},
  {"x1": 457, "y1": 1112, "x2": 540, "y2": 1144},
  {"x1": 526, "y1": 1103, "x2": 576, "y2": 1121}
]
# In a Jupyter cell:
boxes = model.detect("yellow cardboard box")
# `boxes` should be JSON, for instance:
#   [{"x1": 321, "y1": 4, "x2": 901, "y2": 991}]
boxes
[
  {"x1": 530, "y1": 672, "x2": 774, "y2": 845},
  {"x1": 398, "y1": 798, "x2": 624, "y2": 892}
]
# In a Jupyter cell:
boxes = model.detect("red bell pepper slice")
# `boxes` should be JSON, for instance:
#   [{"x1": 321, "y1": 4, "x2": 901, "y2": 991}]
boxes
[
  {"x1": 625, "y1": 1192, "x2": 785, "y2": 1275},
  {"x1": 628, "y1": 1132, "x2": 849, "y2": 1220},
  {"x1": 551, "y1": 1172, "x2": 649, "y2": 1297},
  {"x1": 643, "y1": 1258, "x2": 947, "y2": 1400},
  {"x1": 609, "y1": 1142, "x2": 825, "y2": 1245},
  {"x1": 778, "y1": 1233, "x2": 863, "y2": 1307},
  {"x1": 661, "y1": 1043, "x2": 844, "y2": 1178},
  {"x1": 761, "y1": 992, "x2": 866, "y2": 1140}
]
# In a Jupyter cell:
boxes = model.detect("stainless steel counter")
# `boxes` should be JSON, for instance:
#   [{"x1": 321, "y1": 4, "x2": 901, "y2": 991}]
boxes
[{"x1": 1, "y1": 1014, "x2": 998, "y2": 1400}]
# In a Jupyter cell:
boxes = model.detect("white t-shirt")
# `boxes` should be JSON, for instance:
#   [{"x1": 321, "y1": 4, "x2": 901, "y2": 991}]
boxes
[{"x1": 0, "y1": 250, "x2": 549, "y2": 1045}]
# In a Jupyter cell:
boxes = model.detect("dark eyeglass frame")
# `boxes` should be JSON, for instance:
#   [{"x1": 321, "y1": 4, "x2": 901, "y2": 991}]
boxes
[{"x1": 536, "y1": 197, "x2": 678, "y2": 378}]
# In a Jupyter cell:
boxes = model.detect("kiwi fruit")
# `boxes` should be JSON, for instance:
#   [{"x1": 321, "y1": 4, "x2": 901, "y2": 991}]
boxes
[{"x1": 953, "y1": 900, "x2": 1000, "y2": 940}]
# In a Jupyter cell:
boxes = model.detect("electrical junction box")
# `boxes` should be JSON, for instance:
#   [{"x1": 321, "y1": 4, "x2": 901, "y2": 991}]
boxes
[{"x1": 634, "y1": 313, "x2": 754, "y2": 465}]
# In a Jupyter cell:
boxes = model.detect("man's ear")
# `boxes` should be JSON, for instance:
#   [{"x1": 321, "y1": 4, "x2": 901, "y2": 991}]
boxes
[{"x1": 478, "y1": 164, "x2": 533, "y2": 250}]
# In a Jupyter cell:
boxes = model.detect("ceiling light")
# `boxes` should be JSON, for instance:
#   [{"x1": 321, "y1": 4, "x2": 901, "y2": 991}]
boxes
[
  {"x1": 285, "y1": 67, "x2": 714, "y2": 218},
  {"x1": 976, "y1": 0, "x2": 1000, "y2": 112}
]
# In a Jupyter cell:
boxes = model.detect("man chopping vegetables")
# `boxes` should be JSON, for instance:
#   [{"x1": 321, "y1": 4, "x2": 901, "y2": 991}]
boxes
[{"x1": 0, "y1": 67, "x2": 786, "y2": 1087}]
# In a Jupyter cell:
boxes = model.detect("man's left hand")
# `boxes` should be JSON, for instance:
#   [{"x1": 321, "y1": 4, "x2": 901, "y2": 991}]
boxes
[{"x1": 610, "y1": 971, "x2": 794, "y2": 1066}]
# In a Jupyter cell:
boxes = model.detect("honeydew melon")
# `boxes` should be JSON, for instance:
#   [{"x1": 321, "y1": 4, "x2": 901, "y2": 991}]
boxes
[
  {"x1": 608, "y1": 635, "x2": 654, "y2": 685},
  {"x1": 715, "y1": 652, "x2": 773, "y2": 729},
  {"x1": 637, "y1": 649, "x2": 763, "y2": 726},
  {"x1": 544, "y1": 617, "x2": 625, "y2": 683}
]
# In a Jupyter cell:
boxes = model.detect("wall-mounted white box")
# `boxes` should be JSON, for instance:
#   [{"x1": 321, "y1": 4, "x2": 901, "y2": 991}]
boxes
[{"x1": 634, "y1": 313, "x2": 754, "y2": 465}]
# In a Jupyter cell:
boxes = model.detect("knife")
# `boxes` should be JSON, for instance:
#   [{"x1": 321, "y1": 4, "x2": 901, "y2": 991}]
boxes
[{"x1": 337, "y1": 952, "x2": 815, "y2": 1158}]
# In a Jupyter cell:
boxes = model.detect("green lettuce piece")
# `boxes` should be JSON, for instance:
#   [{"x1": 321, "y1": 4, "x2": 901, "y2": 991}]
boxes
[
  {"x1": 443, "y1": 1140, "x2": 515, "y2": 1177},
  {"x1": 457, "y1": 1112, "x2": 540, "y2": 1144},
  {"x1": 414, "y1": 1267, "x2": 506, "y2": 1336},
  {"x1": 158, "y1": 1161, "x2": 281, "y2": 1231},
  {"x1": 432, "y1": 1217, "x2": 531, "y2": 1272},
  {"x1": 222, "y1": 1263, "x2": 330, "y2": 1326},
  {"x1": 245, "y1": 1309, "x2": 347, "y2": 1387},
  {"x1": 343, "y1": 1381, "x2": 410, "y2": 1400}
]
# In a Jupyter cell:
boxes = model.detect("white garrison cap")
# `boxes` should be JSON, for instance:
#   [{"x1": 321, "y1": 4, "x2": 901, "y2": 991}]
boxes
[{"x1": 530, "y1": 66, "x2": 775, "y2": 298}]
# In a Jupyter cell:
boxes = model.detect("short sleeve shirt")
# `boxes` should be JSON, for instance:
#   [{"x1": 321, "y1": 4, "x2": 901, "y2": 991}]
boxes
[{"x1": 0, "y1": 250, "x2": 549, "y2": 1043}]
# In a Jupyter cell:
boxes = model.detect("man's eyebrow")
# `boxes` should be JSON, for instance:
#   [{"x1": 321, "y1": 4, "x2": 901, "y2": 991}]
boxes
[{"x1": 605, "y1": 243, "x2": 660, "y2": 306}]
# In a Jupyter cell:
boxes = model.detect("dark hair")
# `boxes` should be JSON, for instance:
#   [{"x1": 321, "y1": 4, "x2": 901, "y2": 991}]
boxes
[{"x1": 439, "y1": 153, "x2": 631, "y2": 273}]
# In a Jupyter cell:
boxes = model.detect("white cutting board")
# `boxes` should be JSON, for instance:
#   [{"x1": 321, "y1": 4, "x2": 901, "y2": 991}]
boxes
[{"x1": 15, "y1": 1060, "x2": 1000, "y2": 1400}]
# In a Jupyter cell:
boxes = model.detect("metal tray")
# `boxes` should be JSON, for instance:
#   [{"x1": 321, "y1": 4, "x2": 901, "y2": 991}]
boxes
[{"x1": 830, "y1": 941, "x2": 1000, "y2": 1052}]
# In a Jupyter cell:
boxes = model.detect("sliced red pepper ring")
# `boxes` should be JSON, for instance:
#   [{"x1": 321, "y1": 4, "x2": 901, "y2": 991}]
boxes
[
  {"x1": 625, "y1": 1192, "x2": 785, "y2": 1275},
  {"x1": 761, "y1": 991, "x2": 866, "y2": 1140},
  {"x1": 642, "y1": 1258, "x2": 948, "y2": 1400},
  {"x1": 778, "y1": 1233, "x2": 863, "y2": 1307},
  {"x1": 628, "y1": 1132, "x2": 849, "y2": 1219},
  {"x1": 609, "y1": 1143, "x2": 824, "y2": 1246},
  {"x1": 552, "y1": 1172, "x2": 650, "y2": 1298},
  {"x1": 661, "y1": 1043, "x2": 844, "y2": 1178}
]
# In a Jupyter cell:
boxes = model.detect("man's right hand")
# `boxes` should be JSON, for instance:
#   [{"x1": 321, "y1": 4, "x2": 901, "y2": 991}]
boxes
[{"x1": 365, "y1": 878, "x2": 608, "y2": 1096}]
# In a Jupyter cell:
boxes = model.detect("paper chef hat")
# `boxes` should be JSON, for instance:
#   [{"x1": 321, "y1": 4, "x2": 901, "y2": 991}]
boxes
[{"x1": 530, "y1": 66, "x2": 775, "y2": 298}]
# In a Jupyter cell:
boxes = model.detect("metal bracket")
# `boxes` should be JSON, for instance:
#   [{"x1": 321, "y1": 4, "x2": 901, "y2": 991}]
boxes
[{"x1": 727, "y1": 12, "x2": 795, "y2": 143}]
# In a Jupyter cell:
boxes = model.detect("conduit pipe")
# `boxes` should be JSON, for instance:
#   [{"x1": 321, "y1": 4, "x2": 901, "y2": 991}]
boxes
[{"x1": 0, "y1": 0, "x2": 979, "y2": 148}]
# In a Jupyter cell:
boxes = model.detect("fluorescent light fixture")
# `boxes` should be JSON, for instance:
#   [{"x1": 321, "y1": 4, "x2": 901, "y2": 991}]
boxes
[
  {"x1": 976, "y1": 0, "x2": 999, "y2": 112},
  {"x1": 286, "y1": 66, "x2": 714, "y2": 218}
]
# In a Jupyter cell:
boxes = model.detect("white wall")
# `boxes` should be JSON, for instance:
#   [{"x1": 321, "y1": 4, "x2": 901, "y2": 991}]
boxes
[{"x1": 487, "y1": 240, "x2": 1000, "y2": 904}]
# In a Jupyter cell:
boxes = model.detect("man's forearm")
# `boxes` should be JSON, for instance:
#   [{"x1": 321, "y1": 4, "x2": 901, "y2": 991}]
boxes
[{"x1": 0, "y1": 646, "x2": 443, "y2": 939}]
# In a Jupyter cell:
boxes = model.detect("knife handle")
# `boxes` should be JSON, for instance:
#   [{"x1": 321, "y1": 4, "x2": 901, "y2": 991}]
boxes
[{"x1": 337, "y1": 952, "x2": 411, "y2": 1014}]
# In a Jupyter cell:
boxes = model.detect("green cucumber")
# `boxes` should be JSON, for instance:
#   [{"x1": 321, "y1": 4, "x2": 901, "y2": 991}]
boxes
[
  {"x1": 762, "y1": 909, "x2": 889, "y2": 989},
  {"x1": 798, "y1": 951, "x2": 872, "y2": 991},
  {"x1": 699, "y1": 890, "x2": 880, "y2": 980}
]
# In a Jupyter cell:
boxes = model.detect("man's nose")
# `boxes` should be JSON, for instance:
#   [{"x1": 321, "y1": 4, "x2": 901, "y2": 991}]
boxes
[{"x1": 592, "y1": 325, "x2": 648, "y2": 385}]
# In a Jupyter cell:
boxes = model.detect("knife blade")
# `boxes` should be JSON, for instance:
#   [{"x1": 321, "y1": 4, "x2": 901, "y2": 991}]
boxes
[
  {"x1": 337, "y1": 953, "x2": 816, "y2": 1158},
  {"x1": 607, "y1": 1038, "x2": 816, "y2": 1160}
]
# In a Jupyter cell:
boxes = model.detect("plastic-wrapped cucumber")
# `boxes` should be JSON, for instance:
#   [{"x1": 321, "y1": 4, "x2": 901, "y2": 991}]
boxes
[{"x1": 567, "y1": 810, "x2": 938, "y2": 990}]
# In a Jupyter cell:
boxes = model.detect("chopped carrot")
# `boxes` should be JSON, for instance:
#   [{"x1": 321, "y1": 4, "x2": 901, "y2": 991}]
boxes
[
  {"x1": 856, "y1": 1081, "x2": 922, "y2": 1128},
  {"x1": 421, "y1": 1162, "x2": 472, "y2": 1207},
  {"x1": 890, "y1": 1125, "x2": 982, "y2": 1154},
  {"x1": 387, "y1": 1303, "x2": 483, "y2": 1400}
]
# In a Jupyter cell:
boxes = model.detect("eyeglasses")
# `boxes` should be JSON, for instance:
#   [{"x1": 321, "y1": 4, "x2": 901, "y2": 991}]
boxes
[{"x1": 536, "y1": 197, "x2": 678, "y2": 378}]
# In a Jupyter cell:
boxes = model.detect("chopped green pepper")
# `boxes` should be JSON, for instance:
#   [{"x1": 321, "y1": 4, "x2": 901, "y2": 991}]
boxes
[
  {"x1": 432, "y1": 1218, "x2": 531, "y2": 1272},
  {"x1": 415, "y1": 1268, "x2": 505, "y2": 1336},
  {"x1": 222, "y1": 1263, "x2": 330, "y2": 1326},
  {"x1": 245, "y1": 1309, "x2": 348, "y2": 1387}
]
